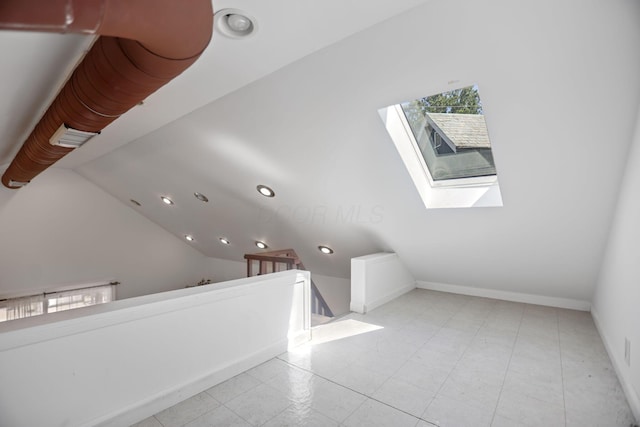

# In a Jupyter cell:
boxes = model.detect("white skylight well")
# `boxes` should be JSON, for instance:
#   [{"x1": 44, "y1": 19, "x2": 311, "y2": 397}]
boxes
[{"x1": 379, "y1": 84, "x2": 503, "y2": 209}]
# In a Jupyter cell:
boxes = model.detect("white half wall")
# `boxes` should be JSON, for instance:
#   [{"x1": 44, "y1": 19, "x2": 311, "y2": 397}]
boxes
[
  {"x1": 199, "y1": 256, "x2": 351, "y2": 317},
  {"x1": 350, "y1": 252, "x2": 415, "y2": 313},
  {"x1": 0, "y1": 168, "x2": 210, "y2": 299},
  {"x1": 592, "y1": 109, "x2": 640, "y2": 422},
  {"x1": 417, "y1": 281, "x2": 591, "y2": 311},
  {"x1": 0, "y1": 270, "x2": 311, "y2": 427}
]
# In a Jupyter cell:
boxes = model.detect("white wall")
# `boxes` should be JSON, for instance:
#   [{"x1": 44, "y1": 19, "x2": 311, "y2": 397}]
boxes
[
  {"x1": 202, "y1": 256, "x2": 246, "y2": 283},
  {"x1": 0, "y1": 270, "x2": 311, "y2": 427},
  {"x1": 351, "y1": 252, "x2": 415, "y2": 313},
  {"x1": 0, "y1": 168, "x2": 210, "y2": 299},
  {"x1": 312, "y1": 274, "x2": 350, "y2": 316},
  {"x1": 592, "y1": 109, "x2": 640, "y2": 421},
  {"x1": 417, "y1": 280, "x2": 590, "y2": 311}
]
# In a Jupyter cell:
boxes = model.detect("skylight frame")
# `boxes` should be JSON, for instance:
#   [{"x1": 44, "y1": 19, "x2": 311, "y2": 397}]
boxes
[
  {"x1": 394, "y1": 103, "x2": 498, "y2": 189},
  {"x1": 379, "y1": 96, "x2": 503, "y2": 209}
]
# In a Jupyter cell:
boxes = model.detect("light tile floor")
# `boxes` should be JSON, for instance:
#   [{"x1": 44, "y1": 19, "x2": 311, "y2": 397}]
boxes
[{"x1": 132, "y1": 289, "x2": 637, "y2": 427}]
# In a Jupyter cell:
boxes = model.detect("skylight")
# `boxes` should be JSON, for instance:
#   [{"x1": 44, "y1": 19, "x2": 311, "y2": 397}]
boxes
[{"x1": 379, "y1": 84, "x2": 503, "y2": 209}]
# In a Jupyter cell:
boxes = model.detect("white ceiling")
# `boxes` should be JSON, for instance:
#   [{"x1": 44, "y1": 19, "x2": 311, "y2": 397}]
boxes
[{"x1": 1, "y1": 0, "x2": 640, "y2": 300}]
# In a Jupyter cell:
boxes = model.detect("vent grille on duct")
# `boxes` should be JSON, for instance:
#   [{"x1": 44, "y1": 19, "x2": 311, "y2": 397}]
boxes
[{"x1": 0, "y1": 0, "x2": 214, "y2": 188}]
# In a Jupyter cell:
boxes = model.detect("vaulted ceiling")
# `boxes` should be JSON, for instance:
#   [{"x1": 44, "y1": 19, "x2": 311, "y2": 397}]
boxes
[{"x1": 1, "y1": 0, "x2": 639, "y2": 300}]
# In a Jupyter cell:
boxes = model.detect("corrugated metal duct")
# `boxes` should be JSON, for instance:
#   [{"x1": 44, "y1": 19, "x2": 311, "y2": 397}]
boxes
[{"x1": 0, "y1": 0, "x2": 213, "y2": 188}]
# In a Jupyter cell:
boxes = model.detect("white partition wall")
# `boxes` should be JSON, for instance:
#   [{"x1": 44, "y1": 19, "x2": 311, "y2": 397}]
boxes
[
  {"x1": 351, "y1": 252, "x2": 416, "y2": 313},
  {"x1": 0, "y1": 270, "x2": 311, "y2": 427},
  {"x1": 0, "y1": 169, "x2": 213, "y2": 300},
  {"x1": 592, "y1": 109, "x2": 640, "y2": 421}
]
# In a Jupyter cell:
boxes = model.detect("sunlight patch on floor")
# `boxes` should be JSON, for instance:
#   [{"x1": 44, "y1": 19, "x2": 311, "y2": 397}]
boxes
[{"x1": 310, "y1": 319, "x2": 383, "y2": 346}]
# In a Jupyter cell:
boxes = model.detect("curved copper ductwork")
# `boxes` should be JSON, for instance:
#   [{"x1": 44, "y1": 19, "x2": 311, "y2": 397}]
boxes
[{"x1": 0, "y1": 0, "x2": 213, "y2": 188}]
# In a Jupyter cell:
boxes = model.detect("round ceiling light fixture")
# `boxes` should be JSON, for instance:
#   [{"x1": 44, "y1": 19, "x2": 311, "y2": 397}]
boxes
[
  {"x1": 214, "y1": 8, "x2": 258, "y2": 39},
  {"x1": 255, "y1": 241, "x2": 268, "y2": 249},
  {"x1": 194, "y1": 192, "x2": 209, "y2": 202},
  {"x1": 256, "y1": 185, "x2": 275, "y2": 198},
  {"x1": 318, "y1": 245, "x2": 334, "y2": 255},
  {"x1": 185, "y1": 235, "x2": 195, "y2": 242},
  {"x1": 219, "y1": 237, "x2": 230, "y2": 245},
  {"x1": 161, "y1": 196, "x2": 174, "y2": 205}
]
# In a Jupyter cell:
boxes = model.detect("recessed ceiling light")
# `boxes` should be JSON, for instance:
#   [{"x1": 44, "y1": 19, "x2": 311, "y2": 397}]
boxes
[
  {"x1": 194, "y1": 192, "x2": 209, "y2": 202},
  {"x1": 130, "y1": 199, "x2": 141, "y2": 206},
  {"x1": 219, "y1": 237, "x2": 230, "y2": 245},
  {"x1": 228, "y1": 14, "x2": 251, "y2": 31},
  {"x1": 161, "y1": 196, "x2": 174, "y2": 205},
  {"x1": 318, "y1": 246, "x2": 334, "y2": 254},
  {"x1": 214, "y1": 8, "x2": 258, "y2": 39},
  {"x1": 255, "y1": 241, "x2": 268, "y2": 249},
  {"x1": 185, "y1": 235, "x2": 195, "y2": 242},
  {"x1": 257, "y1": 185, "x2": 275, "y2": 198}
]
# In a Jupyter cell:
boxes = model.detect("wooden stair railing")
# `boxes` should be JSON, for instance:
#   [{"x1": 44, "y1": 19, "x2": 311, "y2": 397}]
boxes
[{"x1": 244, "y1": 249, "x2": 334, "y2": 318}]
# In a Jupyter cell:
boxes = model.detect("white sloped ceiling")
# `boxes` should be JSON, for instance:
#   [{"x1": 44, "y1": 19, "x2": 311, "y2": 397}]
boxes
[{"x1": 3, "y1": 0, "x2": 640, "y2": 301}]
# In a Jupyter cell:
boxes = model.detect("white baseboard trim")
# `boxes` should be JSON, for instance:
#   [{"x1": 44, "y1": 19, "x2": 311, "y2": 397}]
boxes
[
  {"x1": 351, "y1": 282, "x2": 416, "y2": 314},
  {"x1": 91, "y1": 339, "x2": 289, "y2": 427},
  {"x1": 416, "y1": 281, "x2": 591, "y2": 311},
  {"x1": 367, "y1": 282, "x2": 416, "y2": 313},
  {"x1": 591, "y1": 308, "x2": 640, "y2": 423},
  {"x1": 350, "y1": 300, "x2": 365, "y2": 314}
]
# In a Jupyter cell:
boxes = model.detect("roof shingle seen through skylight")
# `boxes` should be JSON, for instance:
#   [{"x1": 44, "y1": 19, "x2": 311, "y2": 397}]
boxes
[
  {"x1": 379, "y1": 83, "x2": 503, "y2": 209},
  {"x1": 400, "y1": 85, "x2": 497, "y2": 181},
  {"x1": 426, "y1": 113, "x2": 491, "y2": 150}
]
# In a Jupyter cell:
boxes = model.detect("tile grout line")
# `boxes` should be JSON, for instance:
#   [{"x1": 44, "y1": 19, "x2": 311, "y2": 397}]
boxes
[
  {"x1": 255, "y1": 399, "x2": 299, "y2": 427},
  {"x1": 270, "y1": 354, "x2": 366, "y2": 424},
  {"x1": 488, "y1": 302, "x2": 526, "y2": 426},
  {"x1": 316, "y1": 365, "x2": 439, "y2": 427},
  {"x1": 222, "y1": 398, "x2": 260, "y2": 427},
  {"x1": 251, "y1": 368, "x2": 329, "y2": 427},
  {"x1": 304, "y1": 294, "x2": 469, "y2": 424},
  {"x1": 142, "y1": 294, "x2": 632, "y2": 427},
  {"x1": 370, "y1": 298, "x2": 470, "y2": 426},
  {"x1": 183, "y1": 394, "x2": 225, "y2": 427},
  {"x1": 556, "y1": 310, "x2": 568, "y2": 427},
  {"x1": 274, "y1": 296, "x2": 505, "y2": 426},
  {"x1": 420, "y1": 297, "x2": 502, "y2": 420},
  {"x1": 205, "y1": 369, "x2": 292, "y2": 427},
  {"x1": 365, "y1": 296, "x2": 466, "y2": 402},
  {"x1": 202, "y1": 379, "x2": 259, "y2": 427},
  {"x1": 277, "y1": 345, "x2": 439, "y2": 426},
  {"x1": 379, "y1": 296, "x2": 495, "y2": 425},
  {"x1": 382, "y1": 295, "x2": 477, "y2": 410}
]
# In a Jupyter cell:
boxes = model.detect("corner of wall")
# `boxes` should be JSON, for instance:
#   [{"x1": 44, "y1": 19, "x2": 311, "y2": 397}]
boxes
[
  {"x1": 589, "y1": 105, "x2": 640, "y2": 424},
  {"x1": 416, "y1": 281, "x2": 591, "y2": 311},
  {"x1": 350, "y1": 252, "x2": 416, "y2": 314},
  {"x1": 591, "y1": 307, "x2": 640, "y2": 422}
]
